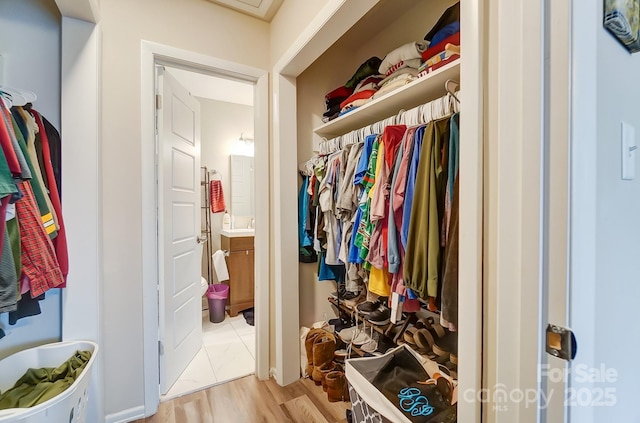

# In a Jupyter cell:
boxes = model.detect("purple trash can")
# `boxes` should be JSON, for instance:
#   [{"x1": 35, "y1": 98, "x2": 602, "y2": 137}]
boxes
[{"x1": 206, "y1": 284, "x2": 230, "y2": 323}]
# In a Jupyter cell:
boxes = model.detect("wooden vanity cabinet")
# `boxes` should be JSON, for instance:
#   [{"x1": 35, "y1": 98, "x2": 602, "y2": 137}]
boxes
[{"x1": 221, "y1": 235, "x2": 254, "y2": 317}]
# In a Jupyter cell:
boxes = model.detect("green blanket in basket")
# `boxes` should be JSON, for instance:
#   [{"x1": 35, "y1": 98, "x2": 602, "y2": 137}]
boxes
[{"x1": 0, "y1": 350, "x2": 91, "y2": 409}]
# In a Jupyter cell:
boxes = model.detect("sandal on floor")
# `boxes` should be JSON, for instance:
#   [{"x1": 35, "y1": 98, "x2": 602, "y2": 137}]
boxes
[
  {"x1": 403, "y1": 327, "x2": 418, "y2": 346},
  {"x1": 419, "y1": 316, "x2": 447, "y2": 339},
  {"x1": 413, "y1": 328, "x2": 436, "y2": 353},
  {"x1": 433, "y1": 332, "x2": 458, "y2": 358}
]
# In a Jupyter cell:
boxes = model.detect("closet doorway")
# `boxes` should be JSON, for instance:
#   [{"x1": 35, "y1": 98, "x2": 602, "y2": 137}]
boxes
[{"x1": 140, "y1": 42, "x2": 269, "y2": 416}]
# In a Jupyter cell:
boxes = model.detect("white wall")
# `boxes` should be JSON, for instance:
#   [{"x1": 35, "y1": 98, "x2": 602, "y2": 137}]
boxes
[
  {"x1": 199, "y1": 97, "x2": 254, "y2": 275},
  {"x1": 98, "y1": 0, "x2": 268, "y2": 416},
  {"x1": 269, "y1": 0, "x2": 326, "y2": 66},
  {"x1": 0, "y1": 0, "x2": 62, "y2": 359},
  {"x1": 594, "y1": 9, "x2": 640, "y2": 421}
]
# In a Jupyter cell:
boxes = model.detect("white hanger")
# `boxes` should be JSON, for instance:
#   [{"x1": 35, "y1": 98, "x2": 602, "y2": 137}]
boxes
[
  {"x1": 314, "y1": 86, "x2": 459, "y2": 159},
  {"x1": 0, "y1": 92, "x2": 11, "y2": 109},
  {"x1": 0, "y1": 85, "x2": 37, "y2": 107}
]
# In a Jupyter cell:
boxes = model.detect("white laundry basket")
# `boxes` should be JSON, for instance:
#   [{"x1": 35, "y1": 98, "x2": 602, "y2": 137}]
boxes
[{"x1": 0, "y1": 340, "x2": 98, "y2": 423}]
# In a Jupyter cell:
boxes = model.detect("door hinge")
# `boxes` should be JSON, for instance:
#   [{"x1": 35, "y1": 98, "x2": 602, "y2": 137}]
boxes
[
  {"x1": 158, "y1": 340, "x2": 164, "y2": 356},
  {"x1": 155, "y1": 94, "x2": 163, "y2": 110}
]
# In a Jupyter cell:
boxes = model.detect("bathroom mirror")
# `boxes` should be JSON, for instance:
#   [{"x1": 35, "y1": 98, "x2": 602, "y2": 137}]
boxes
[{"x1": 230, "y1": 155, "x2": 254, "y2": 217}]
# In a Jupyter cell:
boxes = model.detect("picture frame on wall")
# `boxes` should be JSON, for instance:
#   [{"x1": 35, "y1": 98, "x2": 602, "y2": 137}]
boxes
[{"x1": 604, "y1": 0, "x2": 640, "y2": 53}]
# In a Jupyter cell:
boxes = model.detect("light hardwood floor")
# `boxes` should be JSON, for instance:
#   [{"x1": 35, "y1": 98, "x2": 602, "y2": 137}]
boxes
[{"x1": 133, "y1": 375, "x2": 350, "y2": 423}]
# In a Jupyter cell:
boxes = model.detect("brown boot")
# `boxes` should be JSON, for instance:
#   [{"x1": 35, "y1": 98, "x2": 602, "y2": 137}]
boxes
[
  {"x1": 320, "y1": 362, "x2": 337, "y2": 392},
  {"x1": 325, "y1": 371, "x2": 347, "y2": 402},
  {"x1": 311, "y1": 333, "x2": 336, "y2": 385},
  {"x1": 304, "y1": 329, "x2": 327, "y2": 378},
  {"x1": 343, "y1": 378, "x2": 351, "y2": 403}
]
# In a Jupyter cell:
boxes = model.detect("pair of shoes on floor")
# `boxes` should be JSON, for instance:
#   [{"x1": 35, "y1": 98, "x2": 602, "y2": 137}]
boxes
[
  {"x1": 304, "y1": 328, "x2": 336, "y2": 382},
  {"x1": 330, "y1": 286, "x2": 360, "y2": 301},
  {"x1": 328, "y1": 317, "x2": 353, "y2": 333},
  {"x1": 356, "y1": 297, "x2": 384, "y2": 315},
  {"x1": 342, "y1": 290, "x2": 366, "y2": 309},
  {"x1": 357, "y1": 297, "x2": 391, "y2": 326}
]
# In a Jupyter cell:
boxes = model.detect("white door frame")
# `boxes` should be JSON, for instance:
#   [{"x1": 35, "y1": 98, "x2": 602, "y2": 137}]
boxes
[
  {"x1": 140, "y1": 41, "x2": 269, "y2": 416},
  {"x1": 271, "y1": 5, "x2": 484, "y2": 422},
  {"x1": 566, "y1": 0, "x2": 598, "y2": 422},
  {"x1": 484, "y1": 0, "x2": 549, "y2": 421},
  {"x1": 59, "y1": 15, "x2": 103, "y2": 423}
]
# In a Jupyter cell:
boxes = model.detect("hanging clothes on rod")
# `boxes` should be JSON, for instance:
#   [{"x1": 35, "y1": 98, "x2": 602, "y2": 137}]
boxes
[
  {"x1": 0, "y1": 90, "x2": 68, "y2": 327},
  {"x1": 299, "y1": 89, "x2": 461, "y2": 329}
]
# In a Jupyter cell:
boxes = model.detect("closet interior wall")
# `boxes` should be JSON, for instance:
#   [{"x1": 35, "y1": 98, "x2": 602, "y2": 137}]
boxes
[
  {"x1": 0, "y1": 0, "x2": 62, "y2": 359},
  {"x1": 296, "y1": 0, "x2": 459, "y2": 327}
]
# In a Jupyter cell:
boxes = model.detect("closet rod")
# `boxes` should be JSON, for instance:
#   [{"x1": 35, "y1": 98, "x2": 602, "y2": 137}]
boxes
[{"x1": 317, "y1": 90, "x2": 460, "y2": 156}]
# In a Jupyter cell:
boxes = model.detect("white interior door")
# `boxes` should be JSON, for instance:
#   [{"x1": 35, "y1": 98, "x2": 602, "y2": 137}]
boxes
[{"x1": 157, "y1": 67, "x2": 202, "y2": 394}]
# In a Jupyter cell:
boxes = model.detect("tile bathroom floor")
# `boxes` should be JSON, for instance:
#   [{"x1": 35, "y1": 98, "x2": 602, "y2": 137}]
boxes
[{"x1": 162, "y1": 310, "x2": 255, "y2": 400}]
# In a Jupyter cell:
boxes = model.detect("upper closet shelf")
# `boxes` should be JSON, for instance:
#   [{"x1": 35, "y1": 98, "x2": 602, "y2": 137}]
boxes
[{"x1": 314, "y1": 60, "x2": 460, "y2": 139}]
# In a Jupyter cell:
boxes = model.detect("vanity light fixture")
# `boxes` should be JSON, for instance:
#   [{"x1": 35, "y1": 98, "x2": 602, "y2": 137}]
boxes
[{"x1": 232, "y1": 133, "x2": 254, "y2": 157}]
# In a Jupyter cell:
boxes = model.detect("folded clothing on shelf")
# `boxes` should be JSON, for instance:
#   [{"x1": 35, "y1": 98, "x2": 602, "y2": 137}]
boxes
[
  {"x1": 383, "y1": 58, "x2": 422, "y2": 77},
  {"x1": 325, "y1": 85, "x2": 353, "y2": 102},
  {"x1": 421, "y1": 48, "x2": 459, "y2": 71},
  {"x1": 323, "y1": 104, "x2": 341, "y2": 119},
  {"x1": 416, "y1": 31, "x2": 461, "y2": 78},
  {"x1": 322, "y1": 59, "x2": 383, "y2": 123},
  {"x1": 345, "y1": 57, "x2": 383, "y2": 90},
  {"x1": 417, "y1": 53, "x2": 460, "y2": 79},
  {"x1": 339, "y1": 98, "x2": 372, "y2": 116},
  {"x1": 323, "y1": 86, "x2": 352, "y2": 122},
  {"x1": 378, "y1": 41, "x2": 428, "y2": 76},
  {"x1": 340, "y1": 89, "x2": 377, "y2": 110},
  {"x1": 373, "y1": 71, "x2": 419, "y2": 100},
  {"x1": 378, "y1": 67, "x2": 419, "y2": 87},
  {"x1": 423, "y1": 1, "x2": 460, "y2": 42},
  {"x1": 353, "y1": 75, "x2": 384, "y2": 93},
  {"x1": 430, "y1": 21, "x2": 460, "y2": 46},
  {"x1": 326, "y1": 95, "x2": 348, "y2": 110},
  {"x1": 421, "y1": 32, "x2": 460, "y2": 62}
]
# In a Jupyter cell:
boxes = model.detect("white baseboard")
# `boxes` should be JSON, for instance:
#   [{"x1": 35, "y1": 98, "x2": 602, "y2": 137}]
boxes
[{"x1": 105, "y1": 405, "x2": 145, "y2": 423}]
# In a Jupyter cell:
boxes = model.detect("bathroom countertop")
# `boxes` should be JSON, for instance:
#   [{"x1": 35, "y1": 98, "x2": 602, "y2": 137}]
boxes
[{"x1": 220, "y1": 228, "x2": 255, "y2": 238}]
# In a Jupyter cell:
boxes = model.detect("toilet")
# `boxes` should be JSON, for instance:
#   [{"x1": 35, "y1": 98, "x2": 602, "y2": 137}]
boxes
[{"x1": 200, "y1": 276, "x2": 208, "y2": 296}]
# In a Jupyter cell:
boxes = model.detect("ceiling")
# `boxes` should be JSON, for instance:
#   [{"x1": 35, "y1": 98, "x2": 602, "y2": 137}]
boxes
[
  {"x1": 205, "y1": 0, "x2": 284, "y2": 22},
  {"x1": 166, "y1": 67, "x2": 254, "y2": 106}
]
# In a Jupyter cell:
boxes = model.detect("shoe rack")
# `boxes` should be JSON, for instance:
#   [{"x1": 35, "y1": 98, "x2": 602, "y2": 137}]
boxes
[{"x1": 327, "y1": 296, "x2": 458, "y2": 379}]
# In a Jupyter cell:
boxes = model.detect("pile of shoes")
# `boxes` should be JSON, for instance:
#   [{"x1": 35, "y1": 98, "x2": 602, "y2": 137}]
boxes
[
  {"x1": 400, "y1": 314, "x2": 458, "y2": 377},
  {"x1": 304, "y1": 328, "x2": 351, "y2": 403}
]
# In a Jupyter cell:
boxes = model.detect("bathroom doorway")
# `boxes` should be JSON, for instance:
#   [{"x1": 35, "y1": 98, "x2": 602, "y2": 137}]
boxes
[
  {"x1": 141, "y1": 42, "x2": 269, "y2": 416},
  {"x1": 158, "y1": 65, "x2": 258, "y2": 400}
]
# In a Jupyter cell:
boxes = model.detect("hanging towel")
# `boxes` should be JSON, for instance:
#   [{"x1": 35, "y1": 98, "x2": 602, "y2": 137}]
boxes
[
  {"x1": 210, "y1": 180, "x2": 226, "y2": 213},
  {"x1": 212, "y1": 250, "x2": 229, "y2": 282}
]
